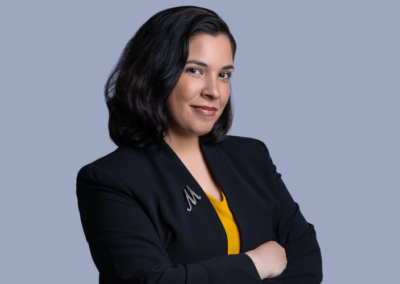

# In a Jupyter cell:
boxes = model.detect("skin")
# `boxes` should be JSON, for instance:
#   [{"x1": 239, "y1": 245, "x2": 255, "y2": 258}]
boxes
[
  {"x1": 164, "y1": 33, "x2": 233, "y2": 202},
  {"x1": 163, "y1": 33, "x2": 287, "y2": 280}
]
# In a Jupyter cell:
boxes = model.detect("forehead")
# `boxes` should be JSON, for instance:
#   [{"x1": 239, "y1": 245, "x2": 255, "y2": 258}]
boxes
[{"x1": 187, "y1": 34, "x2": 233, "y2": 65}]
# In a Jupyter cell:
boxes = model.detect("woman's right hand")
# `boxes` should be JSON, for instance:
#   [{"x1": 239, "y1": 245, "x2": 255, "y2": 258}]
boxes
[{"x1": 244, "y1": 241, "x2": 287, "y2": 280}]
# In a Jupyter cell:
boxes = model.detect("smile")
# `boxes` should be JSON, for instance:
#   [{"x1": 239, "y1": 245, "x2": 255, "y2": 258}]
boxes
[{"x1": 190, "y1": 106, "x2": 216, "y2": 116}]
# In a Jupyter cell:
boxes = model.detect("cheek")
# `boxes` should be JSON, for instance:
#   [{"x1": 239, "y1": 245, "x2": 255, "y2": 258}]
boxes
[
  {"x1": 168, "y1": 86, "x2": 186, "y2": 110},
  {"x1": 178, "y1": 78, "x2": 202, "y2": 101},
  {"x1": 166, "y1": 81, "x2": 196, "y2": 119}
]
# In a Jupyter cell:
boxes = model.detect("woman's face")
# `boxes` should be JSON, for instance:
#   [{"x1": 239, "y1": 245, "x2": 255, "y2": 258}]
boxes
[{"x1": 165, "y1": 33, "x2": 234, "y2": 138}]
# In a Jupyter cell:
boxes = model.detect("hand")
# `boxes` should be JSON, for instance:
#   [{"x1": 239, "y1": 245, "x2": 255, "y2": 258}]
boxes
[{"x1": 245, "y1": 241, "x2": 287, "y2": 280}]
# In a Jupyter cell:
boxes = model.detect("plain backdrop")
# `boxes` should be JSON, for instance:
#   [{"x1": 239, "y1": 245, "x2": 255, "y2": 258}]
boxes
[{"x1": 1, "y1": 1, "x2": 399, "y2": 283}]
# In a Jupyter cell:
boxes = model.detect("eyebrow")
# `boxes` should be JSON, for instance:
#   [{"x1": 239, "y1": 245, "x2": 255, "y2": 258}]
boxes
[{"x1": 186, "y1": 60, "x2": 234, "y2": 70}]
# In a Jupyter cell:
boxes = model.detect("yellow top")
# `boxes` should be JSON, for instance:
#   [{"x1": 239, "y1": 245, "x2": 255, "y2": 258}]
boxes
[{"x1": 204, "y1": 185, "x2": 241, "y2": 255}]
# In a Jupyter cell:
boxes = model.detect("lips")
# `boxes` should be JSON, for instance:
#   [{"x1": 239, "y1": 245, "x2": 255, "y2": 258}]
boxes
[
  {"x1": 190, "y1": 105, "x2": 217, "y2": 110},
  {"x1": 190, "y1": 105, "x2": 217, "y2": 116}
]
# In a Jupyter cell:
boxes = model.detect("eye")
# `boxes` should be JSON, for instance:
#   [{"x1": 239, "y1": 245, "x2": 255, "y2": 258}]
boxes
[
  {"x1": 219, "y1": 72, "x2": 232, "y2": 79},
  {"x1": 186, "y1": 68, "x2": 202, "y2": 75}
]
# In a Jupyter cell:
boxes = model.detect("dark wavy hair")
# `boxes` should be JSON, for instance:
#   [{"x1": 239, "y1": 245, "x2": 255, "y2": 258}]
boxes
[{"x1": 104, "y1": 6, "x2": 237, "y2": 148}]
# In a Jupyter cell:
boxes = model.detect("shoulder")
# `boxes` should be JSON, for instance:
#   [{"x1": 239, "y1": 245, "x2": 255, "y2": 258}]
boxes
[
  {"x1": 76, "y1": 145, "x2": 149, "y2": 186},
  {"x1": 218, "y1": 134, "x2": 271, "y2": 157},
  {"x1": 211, "y1": 135, "x2": 274, "y2": 173},
  {"x1": 220, "y1": 135, "x2": 282, "y2": 182}
]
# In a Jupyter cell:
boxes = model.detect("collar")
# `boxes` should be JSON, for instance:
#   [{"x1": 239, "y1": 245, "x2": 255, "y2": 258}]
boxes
[{"x1": 147, "y1": 138, "x2": 218, "y2": 165}]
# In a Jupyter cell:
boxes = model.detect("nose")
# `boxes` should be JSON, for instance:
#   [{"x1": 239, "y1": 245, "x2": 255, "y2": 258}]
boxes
[{"x1": 201, "y1": 75, "x2": 221, "y2": 99}]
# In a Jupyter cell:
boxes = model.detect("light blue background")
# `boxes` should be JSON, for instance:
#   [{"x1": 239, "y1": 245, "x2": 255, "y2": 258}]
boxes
[{"x1": 1, "y1": 1, "x2": 399, "y2": 283}]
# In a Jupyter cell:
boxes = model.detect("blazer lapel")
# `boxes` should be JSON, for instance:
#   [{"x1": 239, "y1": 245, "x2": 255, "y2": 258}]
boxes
[
  {"x1": 149, "y1": 139, "x2": 269, "y2": 254},
  {"x1": 145, "y1": 140, "x2": 228, "y2": 262},
  {"x1": 200, "y1": 141, "x2": 268, "y2": 253}
]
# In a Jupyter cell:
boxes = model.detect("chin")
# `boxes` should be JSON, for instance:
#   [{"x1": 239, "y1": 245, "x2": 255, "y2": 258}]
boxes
[
  {"x1": 190, "y1": 124, "x2": 214, "y2": 136},
  {"x1": 197, "y1": 127, "x2": 215, "y2": 136}
]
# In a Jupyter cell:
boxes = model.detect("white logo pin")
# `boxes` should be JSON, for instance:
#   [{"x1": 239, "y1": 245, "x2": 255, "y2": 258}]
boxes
[{"x1": 183, "y1": 185, "x2": 201, "y2": 211}]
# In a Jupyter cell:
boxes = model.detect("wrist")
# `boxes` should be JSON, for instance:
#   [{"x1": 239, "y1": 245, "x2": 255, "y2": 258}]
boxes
[{"x1": 245, "y1": 250, "x2": 263, "y2": 278}]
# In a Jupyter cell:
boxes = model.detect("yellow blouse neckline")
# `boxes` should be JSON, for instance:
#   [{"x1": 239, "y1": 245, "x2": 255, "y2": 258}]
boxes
[{"x1": 204, "y1": 185, "x2": 226, "y2": 205}]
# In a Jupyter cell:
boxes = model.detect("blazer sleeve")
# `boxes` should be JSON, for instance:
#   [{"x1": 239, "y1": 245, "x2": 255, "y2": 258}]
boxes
[
  {"x1": 76, "y1": 163, "x2": 263, "y2": 284},
  {"x1": 256, "y1": 140, "x2": 323, "y2": 284}
]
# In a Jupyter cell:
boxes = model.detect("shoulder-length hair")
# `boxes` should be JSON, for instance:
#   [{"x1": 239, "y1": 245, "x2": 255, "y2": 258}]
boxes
[{"x1": 104, "y1": 6, "x2": 237, "y2": 148}]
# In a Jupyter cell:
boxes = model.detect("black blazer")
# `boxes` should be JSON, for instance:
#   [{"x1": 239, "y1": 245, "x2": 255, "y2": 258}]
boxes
[{"x1": 76, "y1": 135, "x2": 323, "y2": 284}]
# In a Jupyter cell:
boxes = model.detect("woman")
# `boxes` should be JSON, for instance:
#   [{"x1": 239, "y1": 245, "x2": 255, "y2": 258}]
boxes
[{"x1": 76, "y1": 5, "x2": 323, "y2": 284}]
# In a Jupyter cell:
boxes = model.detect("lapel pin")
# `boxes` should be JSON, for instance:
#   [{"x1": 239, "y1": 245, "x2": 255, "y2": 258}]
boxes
[{"x1": 183, "y1": 185, "x2": 201, "y2": 211}]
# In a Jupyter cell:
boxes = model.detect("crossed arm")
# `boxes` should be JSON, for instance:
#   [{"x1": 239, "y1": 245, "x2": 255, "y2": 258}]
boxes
[
  {"x1": 76, "y1": 141, "x2": 322, "y2": 283},
  {"x1": 256, "y1": 139, "x2": 323, "y2": 283}
]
